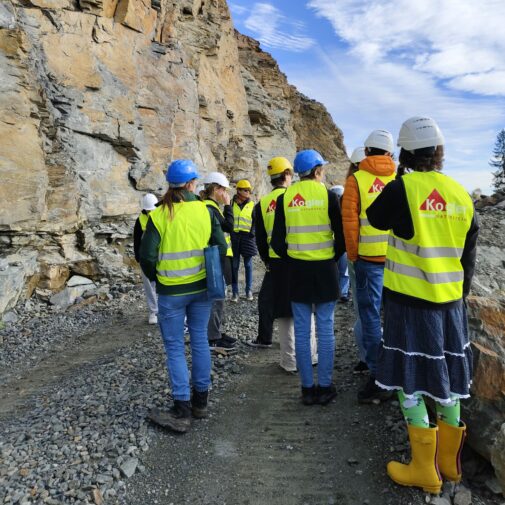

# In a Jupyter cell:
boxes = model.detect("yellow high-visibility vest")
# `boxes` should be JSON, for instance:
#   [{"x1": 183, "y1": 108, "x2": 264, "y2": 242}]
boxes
[
  {"x1": 384, "y1": 171, "x2": 473, "y2": 303},
  {"x1": 354, "y1": 170, "x2": 395, "y2": 257},
  {"x1": 149, "y1": 202, "x2": 211, "y2": 287},
  {"x1": 139, "y1": 212, "x2": 149, "y2": 232},
  {"x1": 204, "y1": 199, "x2": 233, "y2": 257},
  {"x1": 233, "y1": 201, "x2": 254, "y2": 233},
  {"x1": 283, "y1": 180, "x2": 334, "y2": 261},
  {"x1": 260, "y1": 187, "x2": 285, "y2": 259}
]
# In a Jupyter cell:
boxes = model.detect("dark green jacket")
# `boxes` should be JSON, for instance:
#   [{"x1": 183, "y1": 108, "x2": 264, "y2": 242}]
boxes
[{"x1": 139, "y1": 191, "x2": 227, "y2": 296}]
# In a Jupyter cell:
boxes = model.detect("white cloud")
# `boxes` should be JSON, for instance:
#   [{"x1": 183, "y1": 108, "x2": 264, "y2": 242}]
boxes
[
  {"x1": 307, "y1": 0, "x2": 505, "y2": 96},
  {"x1": 283, "y1": 44, "x2": 504, "y2": 192},
  {"x1": 243, "y1": 3, "x2": 316, "y2": 52}
]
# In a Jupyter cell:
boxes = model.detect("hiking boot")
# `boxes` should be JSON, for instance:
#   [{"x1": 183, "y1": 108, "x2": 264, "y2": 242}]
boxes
[
  {"x1": 358, "y1": 376, "x2": 393, "y2": 404},
  {"x1": 317, "y1": 384, "x2": 337, "y2": 405},
  {"x1": 301, "y1": 385, "x2": 319, "y2": 406},
  {"x1": 191, "y1": 389, "x2": 208, "y2": 419},
  {"x1": 221, "y1": 333, "x2": 237, "y2": 345},
  {"x1": 148, "y1": 313, "x2": 158, "y2": 325},
  {"x1": 353, "y1": 360, "x2": 369, "y2": 374},
  {"x1": 245, "y1": 339, "x2": 272, "y2": 349},
  {"x1": 246, "y1": 291, "x2": 254, "y2": 301},
  {"x1": 231, "y1": 293, "x2": 239, "y2": 303},
  {"x1": 209, "y1": 338, "x2": 236, "y2": 350},
  {"x1": 148, "y1": 401, "x2": 191, "y2": 433}
]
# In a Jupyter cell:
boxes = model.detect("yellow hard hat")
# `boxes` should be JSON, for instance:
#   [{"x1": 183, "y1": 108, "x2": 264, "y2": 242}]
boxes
[
  {"x1": 267, "y1": 157, "x2": 293, "y2": 178},
  {"x1": 236, "y1": 179, "x2": 252, "y2": 190}
]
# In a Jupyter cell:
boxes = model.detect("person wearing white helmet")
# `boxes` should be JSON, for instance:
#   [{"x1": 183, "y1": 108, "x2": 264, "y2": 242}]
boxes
[
  {"x1": 366, "y1": 116, "x2": 479, "y2": 493},
  {"x1": 133, "y1": 193, "x2": 159, "y2": 324},
  {"x1": 342, "y1": 130, "x2": 396, "y2": 403},
  {"x1": 329, "y1": 184, "x2": 350, "y2": 304},
  {"x1": 200, "y1": 172, "x2": 237, "y2": 352}
]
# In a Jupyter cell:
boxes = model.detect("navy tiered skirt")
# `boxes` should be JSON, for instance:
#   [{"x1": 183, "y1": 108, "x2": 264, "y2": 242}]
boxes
[{"x1": 376, "y1": 296, "x2": 472, "y2": 403}]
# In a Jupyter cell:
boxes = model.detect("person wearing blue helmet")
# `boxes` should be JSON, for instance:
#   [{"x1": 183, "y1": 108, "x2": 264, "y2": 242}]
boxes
[
  {"x1": 271, "y1": 149, "x2": 346, "y2": 406},
  {"x1": 139, "y1": 159, "x2": 227, "y2": 433}
]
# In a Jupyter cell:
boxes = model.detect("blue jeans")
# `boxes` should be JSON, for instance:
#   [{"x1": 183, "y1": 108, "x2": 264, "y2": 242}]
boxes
[
  {"x1": 337, "y1": 252, "x2": 350, "y2": 298},
  {"x1": 348, "y1": 261, "x2": 365, "y2": 361},
  {"x1": 232, "y1": 255, "x2": 253, "y2": 295},
  {"x1": 292, "y1": 301, "x2": 336, "y2": 388},
  {"x1": 158, "y1": 291, "x2": 212, "y2": 400},
  {"x1": 354, "y1": 260, "x2": 384, "y2": 376}
]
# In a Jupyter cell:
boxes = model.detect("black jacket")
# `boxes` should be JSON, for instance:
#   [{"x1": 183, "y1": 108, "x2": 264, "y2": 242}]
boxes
[
  {"x1": 271, "y1": 187, "x2": 346, "y2": 304},
  {"x1": 366, "y1": 177, "x2": 479, "y2": 309}
]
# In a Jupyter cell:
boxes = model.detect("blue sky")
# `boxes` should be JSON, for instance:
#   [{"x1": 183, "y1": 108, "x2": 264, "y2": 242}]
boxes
[{"x1": 230, "y1": 0, "x2": 505, "y2": 193}]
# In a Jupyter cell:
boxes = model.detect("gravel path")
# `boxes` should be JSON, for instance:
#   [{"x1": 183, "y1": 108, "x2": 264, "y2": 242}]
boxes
[{"x1": 0, "y1": 277, "x2": 501, "y2": 505}]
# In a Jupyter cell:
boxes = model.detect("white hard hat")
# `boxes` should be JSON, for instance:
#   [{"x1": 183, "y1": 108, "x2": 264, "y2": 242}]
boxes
[
  {"x1": 397, "y1": 116, "x2": 445, "y2": 152},
  {"x1": 330, "y1": 185, "x2": 345, "y2": 197},
  {"x1": 364, "y1": 130, "x2": 394, "y2": 153},
  {"x1": 349, "y1": 147, "x2": 366, "y2": 164},
  {"x1": 141, "y1": 193, "x2": 158, "y2": 211},
  {"x1": 203, "y1": 171, "x2": 230, "y2": 188}
]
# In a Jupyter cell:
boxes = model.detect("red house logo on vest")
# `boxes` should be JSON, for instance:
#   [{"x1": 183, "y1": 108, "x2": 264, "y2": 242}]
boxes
[
  {"x1": 288, "y1": 194, "x2": 306, "y2": 207},
  {"x1": 266, "y1": 200, "x2": 277, "y2": 213},
  {"x1": 420, "y1": 189, "x2": 447, "y2": 211},
  {"x1": 368, "y1": 178, "x2": 385, "y2": 193}
]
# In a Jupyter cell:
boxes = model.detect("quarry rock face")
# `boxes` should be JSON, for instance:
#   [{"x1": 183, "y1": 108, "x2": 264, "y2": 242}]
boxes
[{"x1": 0, "y1": 0, "x2": 348, "y2": 313}]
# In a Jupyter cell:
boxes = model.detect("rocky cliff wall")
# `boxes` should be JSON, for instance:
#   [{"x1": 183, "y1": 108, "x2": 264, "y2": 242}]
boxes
[{"x1": 0, "y1": 0, "x2": 348, "y2": 313}]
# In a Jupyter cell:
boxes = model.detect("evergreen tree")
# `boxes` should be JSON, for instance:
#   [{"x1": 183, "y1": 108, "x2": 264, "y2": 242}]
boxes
[{"x1": 490, "y1": 129, "x2": 505, "y2": 192}]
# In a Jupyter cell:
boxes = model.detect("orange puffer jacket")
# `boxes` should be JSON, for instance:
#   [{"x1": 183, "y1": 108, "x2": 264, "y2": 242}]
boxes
[{"x1": 341, "y1": 155, "x2": 396, "y2": 262}]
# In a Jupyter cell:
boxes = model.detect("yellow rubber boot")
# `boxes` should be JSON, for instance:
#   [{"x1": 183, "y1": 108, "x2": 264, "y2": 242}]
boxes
[
  {"x1": 437, "y1": 420, "x2": 466, "y2": 482},
  {"x1": 387, "y1": 424, "x2": 442, "y2": 494}
]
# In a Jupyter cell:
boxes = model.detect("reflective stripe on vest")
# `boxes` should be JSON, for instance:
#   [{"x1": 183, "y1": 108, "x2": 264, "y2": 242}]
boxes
[
  {"x1": 205, "y1": 199, "x2": 233, "y2": 257},
  {"x1": 233, "y1": 201, "x2": 254, "y2": 233},
  {"x1": 384, "y1": 171, "x2": 473, "y2": 303},
  {"x1": 139, "y1": 212, "x2": 149, "y2": 232},
  {"x1": 259, "y1": 187, "x2": 285, "y2": 259},
  {"x1": 150, "y1": 201, "x2": 211, "y2": 287},
  {"x1": 283, "y1": 180, "x2": 334, "y2": 261},
  {"x1": 354, "y1": 170, "x2": 395, "y2": 256}
]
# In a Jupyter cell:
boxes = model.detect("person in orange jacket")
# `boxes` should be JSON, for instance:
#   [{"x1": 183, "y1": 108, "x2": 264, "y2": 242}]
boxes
[{"x1": 342, "y1": 130, "x2": 396, "y2": 404}]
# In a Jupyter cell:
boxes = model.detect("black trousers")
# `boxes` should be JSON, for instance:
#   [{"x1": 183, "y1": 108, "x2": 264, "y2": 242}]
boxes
[{"x1": 257, "y1": 269, "x2": 274, "y2": 344}]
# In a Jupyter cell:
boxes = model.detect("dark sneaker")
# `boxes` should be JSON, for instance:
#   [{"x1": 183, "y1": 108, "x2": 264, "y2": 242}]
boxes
[
  {"x1": 357, "y1": 376, "x2": 393, "y2": 404},
  {"x1": 209, "y1": 338, "x2": 236, "y2": 350},
  {"x1": 148, "y1": 401, "x2": 191, "y2": 433},
  {"x1": 301, "y1": 385, "x2": 319, "y2": 406},
  {"x1": 221, "y1": 333, "x2": 237, "y2": 345},
  {"x1": 317, "y1": 384, "x2": 337, "y2": 405},
  {"x1": 191, "y1": 389, "x2": 208, "y2": 419},
  {"x1": 353, "y1": 360, "x2": 369, "y2": 374},
  {"x1": 245, "y1": 339, "x2": 272, "y2": 348}
]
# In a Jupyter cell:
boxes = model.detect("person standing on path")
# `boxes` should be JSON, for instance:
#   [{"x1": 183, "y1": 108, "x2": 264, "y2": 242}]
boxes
[
  {"x1": 247, "y1": 157, "x2": 317, "y2": 372},
  {"x1": 367, "y1": 116, "x2": 478, "y2": 493},
  {"x1": 344, "y1": 147, "x2": 368, "y2": 374},
  {"x1": 330, "y1": 185, "x2": 350, "y2": 303},
  {"x1": 342, "y1": 130, "x2": 396, "y2": 403},
  {"x1": 271, "y1": 149, "x2": 345, "y2": 405},
  {"x1": 201, "y1": 172, "x2": 237, "y2": 352},
  {"x1": 139, "y1": 159, "x2": 227, "y2": 433},
  {"x1": 133, "y1": 193, "x2": 159, "y2": 325},
  {"x1": 231, "y1": 179, "x2": 257, "y2": 302}
]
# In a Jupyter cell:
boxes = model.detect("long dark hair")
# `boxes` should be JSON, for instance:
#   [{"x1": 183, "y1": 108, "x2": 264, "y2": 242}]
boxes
[
  {"x1": 397, "y1": 146, "x2": 444, "y2": 177},
  {"x1": 346, "y1": 162, "x2": 359, "y2": 178},
  {"x1": 161, "y1": 185, "x2": 189, "y2": 220}
]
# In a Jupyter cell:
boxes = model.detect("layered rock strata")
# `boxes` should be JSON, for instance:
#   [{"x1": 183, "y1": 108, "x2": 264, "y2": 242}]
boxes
[{"x1": 0, "y1": 0, "x2": 348, "y2": 313}]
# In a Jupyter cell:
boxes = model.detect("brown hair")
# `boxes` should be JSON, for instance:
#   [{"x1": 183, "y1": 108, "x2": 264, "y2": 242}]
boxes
[
  {"x1": 346, "y1": 162, "x2": 359, "y2": 178},
  {"x1": 161, "y1": 186, "x2": 188, "y2": 220},
  {"x1": 271, "y1": 169, "x2": 291, "y2": 186},
  {"x1": 201, "y1": 183, "x2": 219, "y2": 201},
  {"x1": 397, "y1": 146, "x2": 444, "y2": 177}
]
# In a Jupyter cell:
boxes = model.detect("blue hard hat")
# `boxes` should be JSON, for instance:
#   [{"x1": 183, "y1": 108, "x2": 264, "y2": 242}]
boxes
[
  {"x1": 293, "y1": 149, "x2": 328, "y2": 174},
  {"x1": 166, "y1": 159, "x2": 200, "y2": 184}
]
